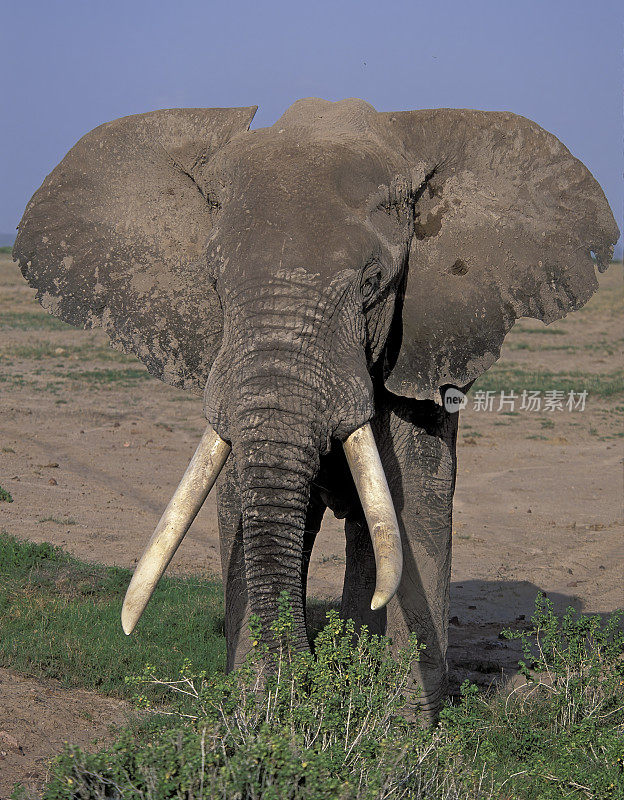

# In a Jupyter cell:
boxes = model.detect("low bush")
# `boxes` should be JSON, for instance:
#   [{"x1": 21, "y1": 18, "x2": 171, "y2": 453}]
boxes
[{"x1": 39, "y1": 594, "x2": 624, "y2": 800}]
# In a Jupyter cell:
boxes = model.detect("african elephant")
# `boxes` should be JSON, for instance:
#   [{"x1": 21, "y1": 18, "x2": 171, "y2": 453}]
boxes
[{"x1": 14, "y1": 98, "x2": 618, "y2": 720}]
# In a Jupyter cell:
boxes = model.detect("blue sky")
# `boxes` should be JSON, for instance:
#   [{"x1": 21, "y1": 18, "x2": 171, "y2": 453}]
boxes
[{"x1": 1, "y1": 0, "x2": 621, "y2": 253}]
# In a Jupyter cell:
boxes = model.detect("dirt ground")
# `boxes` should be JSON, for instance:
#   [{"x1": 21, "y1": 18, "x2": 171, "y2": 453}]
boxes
[{"x1": 0, "y1": 252, "x2": 622, "y2": 796}]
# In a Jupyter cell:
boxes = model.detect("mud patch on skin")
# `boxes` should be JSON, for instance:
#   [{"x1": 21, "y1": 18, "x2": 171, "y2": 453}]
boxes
[
  {"x1": 448, "y1": 258, "x2": 469, "y2": 276},
  {"x1": 413, "y1": 202, "x2": 447, "y2": 240}
]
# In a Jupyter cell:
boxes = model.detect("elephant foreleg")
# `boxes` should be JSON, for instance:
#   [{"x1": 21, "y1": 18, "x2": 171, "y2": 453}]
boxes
[
  {"x1": 301, "y1": 491, "x2": 328, "y2": 631},
  {"x1": 341, "y1": 391, "x2": 458, "y2": 722},
  {"x1": 216, "y1": 456, "x2": 250, "y2": 671}
]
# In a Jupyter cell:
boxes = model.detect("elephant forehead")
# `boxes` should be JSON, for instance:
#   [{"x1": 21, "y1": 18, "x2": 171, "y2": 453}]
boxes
[
  {"x1": 213, "y1": 133, "x2": 399, "y2": 210},
  {"x1": 211, "y1": 203, "x2": 379, "y2": 279},
  {"x1": 206, "y1": 140, "x2": 391, "y2": 276},
  {"x1": 207, "y1": 137, "x2": 400, "y2": 277}
]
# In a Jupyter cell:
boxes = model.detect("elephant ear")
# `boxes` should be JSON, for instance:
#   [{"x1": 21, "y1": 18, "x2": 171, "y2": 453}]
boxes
[
  {"x1": 377, "y1": 109, "x2": 619, "y2": 400},
  {"x1": 14, "y1": 106, "x2": 257, "y2": 393}
]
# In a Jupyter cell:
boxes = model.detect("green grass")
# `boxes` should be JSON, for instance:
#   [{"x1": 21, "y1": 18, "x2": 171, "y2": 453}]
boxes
[
  {"x1": 0, "y1": 373, "x2": 26, "y2": 387},
  {"x1": 0, "y1": 310, "x2": 72, "y2": 331},
  {"x1": 62, "y1": 367, "x2": 152, "y2": 385},
  {"x1": 0, "y1": 367, "x2": 152, "y2": 392},
  {"x1": 471, "y1": 366, "x2": 624, "y2": 398},
  {"x1": 0, "y1": 486, "x2": 13, "y2": 502},
  {"x1": 514, "y1": 325, "x2": 567, "y2": 336},
  {"x1": 0, "y1": 245, "x2": 13, "y2": 254},
  {"x1": 507, "y1": 340, "x2": 620, "y2": 354},
  {"x1": 0, "y1": 532, "x2": 225, "y2": 697},
  {"x1": 1, "y1": 340, "x2": 136, "y2": 363}
]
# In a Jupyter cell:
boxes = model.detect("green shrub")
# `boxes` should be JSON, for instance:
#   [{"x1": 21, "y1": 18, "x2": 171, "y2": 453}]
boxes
[
  {"x1": 40, "y1": 595, "x2": 624, "y2": 800},
  {"x1": 0, "y1": 485, "x2": 13, "y2": 502},
  {"x1": 43, "y1": 597, "x2": 429, "y2": 799},
  {"x1": 502, "y1": 591, "x2": 624, "y2": 732}
]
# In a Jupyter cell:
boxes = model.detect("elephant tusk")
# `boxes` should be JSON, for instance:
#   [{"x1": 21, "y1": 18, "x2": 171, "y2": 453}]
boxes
[
  {"x1": 121, "y1": 424, "x2": 230, "y2": 635},
  {"x1": 342, "y1": 423, "x2": 403, "y2": 611}
]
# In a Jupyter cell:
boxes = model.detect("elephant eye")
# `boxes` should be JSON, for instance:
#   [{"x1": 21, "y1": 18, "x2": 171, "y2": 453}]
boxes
[{"x1": 360, "y1": 266, "x2": 382, "y2": 305}]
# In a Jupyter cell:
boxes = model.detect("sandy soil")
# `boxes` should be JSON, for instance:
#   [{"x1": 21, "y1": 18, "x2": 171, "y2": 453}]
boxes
[
  {"x1": 0, "y1": 668, "x2": 132, "y2": 798},
  {"x1": 0, "y1": 252, "x2": 622, "y2": 796}
]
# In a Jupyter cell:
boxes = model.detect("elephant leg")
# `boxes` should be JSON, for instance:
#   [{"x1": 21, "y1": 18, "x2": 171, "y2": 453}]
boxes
[
  {"x1": 217, "y1": 457, "x2": 326, "y2": 670},
  {"x1": 216, "y1": 455, "x2": 251, "y2": 671},
  {"x1": 341, "y1": 392, "x2": 458, "y2": 722},
  {"x1": 341, "y1": 515, "x2": 385, "y2": 636},
  {"x1": 301, "y1": 489, "x2": 328, "y2": 623}
]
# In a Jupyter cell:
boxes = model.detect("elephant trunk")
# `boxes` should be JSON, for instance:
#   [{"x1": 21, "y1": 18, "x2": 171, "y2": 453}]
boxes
[{"x1": 233, "y1": 404, "x2": 320, "y2": 650}]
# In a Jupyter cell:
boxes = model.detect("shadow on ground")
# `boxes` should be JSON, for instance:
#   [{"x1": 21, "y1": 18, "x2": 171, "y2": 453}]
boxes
[{"x1": 306, "y1": 578, "x2": 622, "y2": 696}]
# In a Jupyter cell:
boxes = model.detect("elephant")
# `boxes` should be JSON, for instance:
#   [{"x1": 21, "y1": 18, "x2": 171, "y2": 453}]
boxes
[{"x1": 14, "y1": 98, "x2": 619, "y2": 720}]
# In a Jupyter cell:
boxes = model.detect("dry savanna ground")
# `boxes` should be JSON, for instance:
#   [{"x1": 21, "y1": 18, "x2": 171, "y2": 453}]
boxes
[{"x1": 0, "y1": 251, "x2": 622, "y2": 795}]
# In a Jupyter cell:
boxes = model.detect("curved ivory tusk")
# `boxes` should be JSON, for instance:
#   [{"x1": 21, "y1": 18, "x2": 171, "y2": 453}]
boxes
[
  {"x1": 343, "y1": 423, "x2": 403, "y2": 611},
  {"x1": 121, "y1": 425, "x2": 230, "y2": 635}
]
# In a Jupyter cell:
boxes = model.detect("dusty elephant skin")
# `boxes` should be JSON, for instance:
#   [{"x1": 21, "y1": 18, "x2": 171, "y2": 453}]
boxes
[{"x1": 14, "y1": 97, "x2": 619, "y2": 721}]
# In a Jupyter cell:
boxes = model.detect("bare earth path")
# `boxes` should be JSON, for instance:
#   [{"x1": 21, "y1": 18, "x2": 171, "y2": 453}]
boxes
[{"x1": 0, "y1": 253, "x2": 622, "y2": 796}]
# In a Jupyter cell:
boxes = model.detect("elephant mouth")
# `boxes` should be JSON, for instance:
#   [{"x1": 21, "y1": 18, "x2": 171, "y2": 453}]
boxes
[{"x1": 121, "y1": 421, "x2": 402, "y2": 635}]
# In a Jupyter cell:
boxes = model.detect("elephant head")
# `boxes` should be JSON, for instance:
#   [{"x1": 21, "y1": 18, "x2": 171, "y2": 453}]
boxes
[{"x1": 14, "y1": 98, "x2": 619, "y2": 648}]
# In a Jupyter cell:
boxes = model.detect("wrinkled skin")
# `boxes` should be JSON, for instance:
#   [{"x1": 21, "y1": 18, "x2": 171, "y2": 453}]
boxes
[
  {"x1": 202, "y1": 133, "x2": 458, "y2": 716},
  {"x1": 216, "y1": 390, "x2": 458, "y2": 718},
  {"x1": 14, "y1": 98, "x2": 619, "y2": 721}
]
